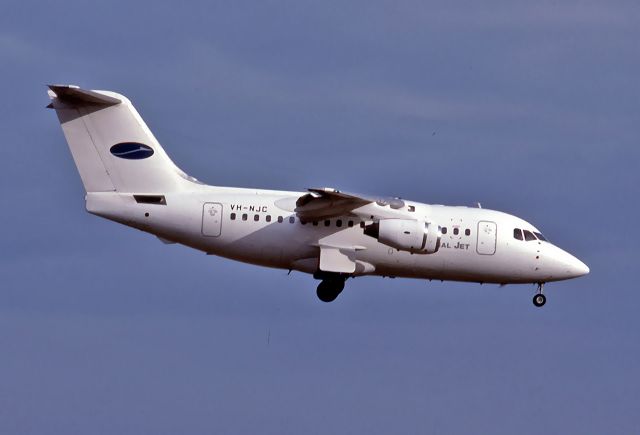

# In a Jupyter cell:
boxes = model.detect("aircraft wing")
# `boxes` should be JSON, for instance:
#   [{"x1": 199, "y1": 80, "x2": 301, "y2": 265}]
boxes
[{"x1": 295, "y1": 187, "x2": 406, "y2": 221}]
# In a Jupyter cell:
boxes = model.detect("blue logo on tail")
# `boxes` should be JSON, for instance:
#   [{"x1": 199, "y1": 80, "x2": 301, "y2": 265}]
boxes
[{"x1": 110, "y1": 142, "x2": 154, "y2": 160}]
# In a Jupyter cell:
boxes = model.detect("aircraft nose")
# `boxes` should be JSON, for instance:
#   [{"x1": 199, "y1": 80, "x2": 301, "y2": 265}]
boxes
[
  {"x1": 567, "y1": 255, "x2": 590, "y2": 277},
  {"x1": 547, "y1": 245, "x2": 589, "y2": 279}
]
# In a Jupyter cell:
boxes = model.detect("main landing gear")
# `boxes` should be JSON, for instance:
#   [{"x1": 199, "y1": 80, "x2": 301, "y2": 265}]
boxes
[
  {"x1": 315, "y1": 273, "x2": 346, "y2": 303},
  {"x1": 533, "y1": 282, "x2": 546, "y2": 307}
]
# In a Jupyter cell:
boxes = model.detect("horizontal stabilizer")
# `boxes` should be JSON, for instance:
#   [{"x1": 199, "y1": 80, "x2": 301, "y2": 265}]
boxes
[{"x1": 47, "y1": 84, "x2": 121, "y2": 107}]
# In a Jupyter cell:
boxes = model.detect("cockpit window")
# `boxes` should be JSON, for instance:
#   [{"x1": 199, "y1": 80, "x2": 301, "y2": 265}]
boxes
[
  {"x1": 534, "y1": 232, "x2": 547, "y2": 241},
  {"x1": 513, "y1": 228, "x2": 523, "y2": 240},
  {"x1": 523, "y1": 230, "x2": 536, "y2": 241}
]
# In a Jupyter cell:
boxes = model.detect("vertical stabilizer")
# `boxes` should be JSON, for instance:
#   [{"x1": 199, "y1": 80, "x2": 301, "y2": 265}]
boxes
[{"x1": 48, "y1": 85, "x2": 191, "y2": 193}]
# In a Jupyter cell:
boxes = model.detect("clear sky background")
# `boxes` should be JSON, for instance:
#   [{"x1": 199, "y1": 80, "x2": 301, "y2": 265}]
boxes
[{"x1": 1, "y1": 1, "x2": 638, "y2": 433}]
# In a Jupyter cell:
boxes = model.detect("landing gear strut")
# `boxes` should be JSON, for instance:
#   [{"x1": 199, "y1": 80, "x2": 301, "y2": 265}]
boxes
[
  {"x1": 533, "y1": 283, "x2": 546, "y2": 307},
  {"x1": 316, "y1": 276, "x2": 346, "y2": 303}
]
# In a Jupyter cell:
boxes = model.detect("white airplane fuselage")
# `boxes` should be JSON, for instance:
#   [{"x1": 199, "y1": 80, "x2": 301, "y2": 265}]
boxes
[
  {"x1": 86, "y1": 186, "x2": 588, "y2": 285},
  {"x1": 47, "y1": 85, "x2": 589, "y2": 305}
]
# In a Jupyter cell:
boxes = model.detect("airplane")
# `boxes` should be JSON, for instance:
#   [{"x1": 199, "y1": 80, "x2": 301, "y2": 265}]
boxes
[{"x1": 46, "y1": 85, "x2": 589, "y2": 307}]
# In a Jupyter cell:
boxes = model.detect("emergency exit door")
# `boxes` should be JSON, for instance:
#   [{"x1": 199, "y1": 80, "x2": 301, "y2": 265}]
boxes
[
  {"x1": 202, "y1": 203, "x2": 223, "y2": 237},
  {"x1": 476, "y1": 221, "x2": 497, "y2": 255}
]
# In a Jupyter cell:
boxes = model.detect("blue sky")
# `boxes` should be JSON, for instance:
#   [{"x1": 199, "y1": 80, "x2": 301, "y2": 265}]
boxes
[{"x1": 1, "y1": 0, "x2": 638, "y2": 433}]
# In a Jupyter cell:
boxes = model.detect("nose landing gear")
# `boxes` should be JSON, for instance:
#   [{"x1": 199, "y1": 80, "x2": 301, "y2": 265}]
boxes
[{"x1": 533, "y1": 283, "x2": 546, "y2": 307}]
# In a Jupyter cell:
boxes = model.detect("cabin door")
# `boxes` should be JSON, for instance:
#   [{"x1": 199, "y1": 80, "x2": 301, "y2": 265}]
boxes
[
  {"x1": 476, "y1": 221, "x2": 497, "y2": 255},
  {"x1": 202, "y1": 203, "x2": 223, "y2": 237}
]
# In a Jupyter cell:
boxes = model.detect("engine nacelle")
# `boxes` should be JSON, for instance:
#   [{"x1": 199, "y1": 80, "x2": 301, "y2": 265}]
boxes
[{"x1": 364, "y1": 219, "x2": 441, "y2": 254}]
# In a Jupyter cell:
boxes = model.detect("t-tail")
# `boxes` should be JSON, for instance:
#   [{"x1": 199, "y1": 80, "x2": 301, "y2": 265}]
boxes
[
  {"x1": 47, "y1": 85, "x2": 196, "y2": 194},
  {"x1": 48, "y1": 85, "x2": 205, "y2": 229}
]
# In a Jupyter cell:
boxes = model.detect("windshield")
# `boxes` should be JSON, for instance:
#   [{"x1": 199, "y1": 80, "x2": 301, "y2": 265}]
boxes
[{"x1": 533, "y1": 232, "x2": 547, "y2": 241}]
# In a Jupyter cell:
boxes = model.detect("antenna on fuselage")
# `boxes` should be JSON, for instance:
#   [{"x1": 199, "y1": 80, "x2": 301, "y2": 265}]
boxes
[{"x1": 477, "y1": 202, "x2": 482, "y2": 208}]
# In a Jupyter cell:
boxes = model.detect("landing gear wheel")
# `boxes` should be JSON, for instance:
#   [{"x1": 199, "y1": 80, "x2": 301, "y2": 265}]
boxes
[
  {"x1": 533, "y1": 293, "x2": 546, "y2": 307},
  {"x1": 316, "y1": 279, "x2": 345, "y2": 303}
]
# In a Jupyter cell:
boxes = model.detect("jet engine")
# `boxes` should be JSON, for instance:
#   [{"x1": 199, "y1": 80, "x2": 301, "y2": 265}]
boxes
[{"x1": 364, "y1": 219, "x2": 441, "y2": 254}]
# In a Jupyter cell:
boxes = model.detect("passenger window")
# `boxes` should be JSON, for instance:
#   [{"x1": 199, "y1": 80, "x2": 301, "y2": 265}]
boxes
[
  {"x1": 534, "y1": 232, "x2": 547, "y2": 241},
  {"x1": 513, "y1": 228, "x2": 523, "y2": 240},
  {"x1": 266, "y1": 215, "x2": 271, "y2": 222},
  {"x1": 254, "y1": 214, "x2": 259, "y2": 221},
  {"x1": 289, "y1": 216, "x2": 295, "y2": 224},
  {"x1": 453, "y1": 228, "x2": 459, "y2": 236},
  {"x1": 442, "y1": 227, "x2": 448, "y2": 234},
  {"x1": 348, "y1": 220, "x2": 354, "y2": 227},
  {"x1": 360, "y1": 222, "x2": 365, "y2": 228},
  {"x1": 230, "y1": 213, "x2": 236, "y2": 220},
  {"x1": 277, "y1": 216, "x2": 283, "y2": 223},
  {"x1": 242, "y1": 213, "x2": 248, "y2": 221},
  {"x1": 301, "y1": 220, "x2": 307, "y2": 225},
  {"x1": 324, "y1": 220, "x2": 330, "y2": 227},
  {"x1": 465, "y1": 229, "x2": 471, "y2": 236},
  {"x1": 313, "y1": 221, "x2": 318, "y2": 226},
  {"x1": 523, "y1": 230, "x2": 536, "y2": 241},
  {"x1": 336, "y1": 219, "x2": 343, "y2": 227},
  {"x1": 408, "y1": 205, "x2": 415, "y2": 212}
]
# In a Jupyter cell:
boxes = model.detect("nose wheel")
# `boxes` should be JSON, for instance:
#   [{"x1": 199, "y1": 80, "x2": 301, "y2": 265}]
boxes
[{"x1": 533, "y1": 283, "x2": 546, "y2": 307}]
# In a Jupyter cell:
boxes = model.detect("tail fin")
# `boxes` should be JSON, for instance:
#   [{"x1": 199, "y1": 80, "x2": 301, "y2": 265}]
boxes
[{"x1": 48, "y1": 85, "x2": 192, "y2": 193}]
